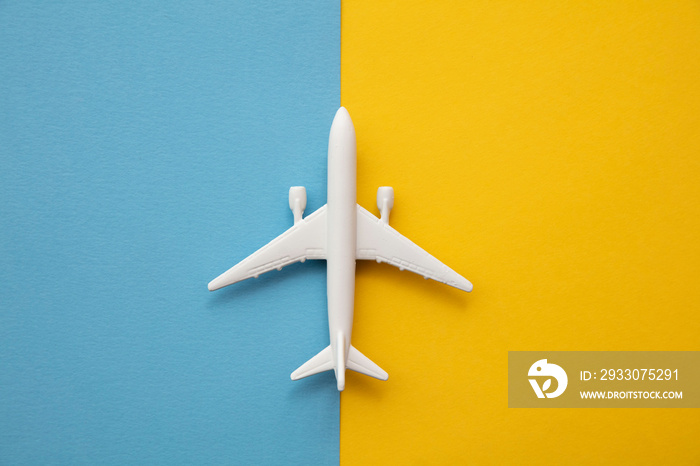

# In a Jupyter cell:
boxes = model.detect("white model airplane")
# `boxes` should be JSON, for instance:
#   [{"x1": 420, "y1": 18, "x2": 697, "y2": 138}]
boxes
[{"x1": 208, "y1": 107, "x2": 472, "y2": 391}]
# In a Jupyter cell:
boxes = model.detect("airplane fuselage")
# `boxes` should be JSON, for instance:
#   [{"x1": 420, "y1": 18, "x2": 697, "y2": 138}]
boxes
[{"x1": 326, "y1": 107, "x2": 357, "y2": 390}]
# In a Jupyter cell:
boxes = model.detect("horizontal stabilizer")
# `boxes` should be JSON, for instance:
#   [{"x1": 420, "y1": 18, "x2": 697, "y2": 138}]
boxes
[
  {"x1": 347, "y1": 346, "x2": 389, "y2": 380},
  {"x1": 290, "y1": 345, "x2": 333, "y2": 380}
]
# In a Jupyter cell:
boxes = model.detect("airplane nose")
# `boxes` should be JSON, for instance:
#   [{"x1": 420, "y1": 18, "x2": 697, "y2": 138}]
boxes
[
  {"x1": 330, "y1": 106, "x2": 354, "y2": 133},
  {"x1": 334, "y1": 106, "x2": 350, "y2": 120}
]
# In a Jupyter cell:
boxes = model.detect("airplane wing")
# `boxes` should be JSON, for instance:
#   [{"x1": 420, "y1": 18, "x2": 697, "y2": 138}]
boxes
[
  {"x1": 208, "y1": 205, "x2": 327, "y2": 291},
  {"x1": 355, "y1": 205, "x2": 472, "y2": 292}
]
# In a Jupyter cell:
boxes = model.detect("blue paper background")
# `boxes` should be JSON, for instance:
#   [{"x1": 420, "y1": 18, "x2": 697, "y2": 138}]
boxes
[{"x1": 0, "y1": 1, "x2": 339, "y2": 463}]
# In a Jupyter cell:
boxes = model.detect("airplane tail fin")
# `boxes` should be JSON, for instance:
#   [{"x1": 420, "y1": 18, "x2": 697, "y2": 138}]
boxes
[
  {"x1": 290, "y1": 345, "x2": 334, "y2": 381},
  {"x1": 336, "y1": 337, "x2": 346, "y2": 391},
  {"x1": 290, "y1": 341, "x2": 388, "y2": 391},
  {"x1": 347, "y1": 345, "x2": 389, "y2": 381}
]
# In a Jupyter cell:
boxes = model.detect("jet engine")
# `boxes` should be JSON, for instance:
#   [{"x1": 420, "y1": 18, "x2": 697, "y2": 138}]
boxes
[
  {"x1": 376, "y1": 186, "x2": 394, "y2": 224},
  {"x1": 289, "y1": 186, "x2": 307, "y2": 224}
]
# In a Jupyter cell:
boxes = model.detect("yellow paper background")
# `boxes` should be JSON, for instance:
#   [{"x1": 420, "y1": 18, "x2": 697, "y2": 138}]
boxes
[{"x1": 341, "y1": 2, "x2": 700, "y2": 464}]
